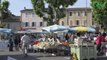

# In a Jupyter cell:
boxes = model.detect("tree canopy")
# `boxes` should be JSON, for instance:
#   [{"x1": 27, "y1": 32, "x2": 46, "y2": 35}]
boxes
[
  {"x1": 31, "y1": 0, "x2": 77, "y2": 25},
  {"x1": 0, "y1": 0, "x2": 9, "y2": 28},
  {"x1": 0, "y1": 0, "x2": 9, "y2": 19},
  {"x1": 91, "y1": 0, "x2": 107, "y2": 31}
]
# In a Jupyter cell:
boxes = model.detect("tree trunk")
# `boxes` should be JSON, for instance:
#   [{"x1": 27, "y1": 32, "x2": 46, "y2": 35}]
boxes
[{"x1": 50, "y1": 5, "x2": 58, "y2": 25}]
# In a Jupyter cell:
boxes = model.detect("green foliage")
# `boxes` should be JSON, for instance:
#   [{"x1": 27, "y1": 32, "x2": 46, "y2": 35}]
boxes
[
  {"x1": 31, "y1": 0, "x2": 77, "y2": 25},
  {"x1": 91, "y1": 0, "x2": 107, "y2": 30},
  {"x1": 0, "y1": 23, "x2": 5, "y2": 28},
  {"x1": 0, "y1": 0, "x2": 9, "y2": 19}
]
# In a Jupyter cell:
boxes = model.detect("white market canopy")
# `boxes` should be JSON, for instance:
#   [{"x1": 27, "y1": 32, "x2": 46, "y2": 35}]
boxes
[{"x1": 42, "y1": 24, "x2": 68, "y2": 32}]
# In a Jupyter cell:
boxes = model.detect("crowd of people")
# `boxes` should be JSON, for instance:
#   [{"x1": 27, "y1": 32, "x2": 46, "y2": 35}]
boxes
[{"x1": 7, "y1": 32, "x2": 107, "y2": 57}]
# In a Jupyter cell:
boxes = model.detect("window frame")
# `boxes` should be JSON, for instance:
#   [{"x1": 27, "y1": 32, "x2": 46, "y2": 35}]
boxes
[
  {"x1": 40, "y1": 22, "x2": 43, "y2": 27},
  {"x1": 25, "y1": 22, "x2": 29, "y2": 27},
  {"x1": 32, "y1": 22, "x2": 36, "y2": 27}
]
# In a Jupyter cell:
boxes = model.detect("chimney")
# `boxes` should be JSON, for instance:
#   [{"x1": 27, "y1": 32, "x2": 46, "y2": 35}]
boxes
[{"x1": 24, "y1": 7, "x2": 26, "y2": 10}]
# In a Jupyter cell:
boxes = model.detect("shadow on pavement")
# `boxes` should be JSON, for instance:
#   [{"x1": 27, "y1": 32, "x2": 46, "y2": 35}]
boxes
[
  {"x1": 96, "y1": 56, "x2": 107, "y2": 60},
  {"x1": 0, "y1": 54, "x2": 40, "y2": 60},
  {"x1": 31, "y1": 52, "x2": 70, "y2": 57}
]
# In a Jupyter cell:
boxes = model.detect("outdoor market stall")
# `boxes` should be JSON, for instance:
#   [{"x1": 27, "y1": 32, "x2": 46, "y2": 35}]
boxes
[
  {"x1": 68, "y1": 26, "x2": 97, "y2": 60},
  {"x1": 0, "y1": 28, "x2": 13, "y2": 49},
  {"x1": 32, "y1": 24, "x2": 70, "y2": 55}
]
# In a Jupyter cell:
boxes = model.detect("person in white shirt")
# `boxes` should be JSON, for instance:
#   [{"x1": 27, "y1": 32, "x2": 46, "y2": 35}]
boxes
[{"x1": 21, "y1": 33, "x2": 31, "y2": 57}]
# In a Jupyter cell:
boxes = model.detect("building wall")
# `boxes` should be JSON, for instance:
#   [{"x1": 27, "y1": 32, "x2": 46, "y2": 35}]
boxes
[
  {"x1": 21, "y1": 8, "x2": 93, "y2": 30},
  {"x1": 59, "y1": 8, "x2": 93, "y2": 27},
  {"x1": 4, "y1": 22, "x2": 21, "y2": 31},
  {"x1": 21, "y1": 10, "x2": 47, "y2": 30}
]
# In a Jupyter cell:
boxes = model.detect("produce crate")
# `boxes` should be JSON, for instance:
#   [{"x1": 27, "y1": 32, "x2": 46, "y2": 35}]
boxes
[{"x1": 70, "y1": 44, "x2": 97, "y2": 60}]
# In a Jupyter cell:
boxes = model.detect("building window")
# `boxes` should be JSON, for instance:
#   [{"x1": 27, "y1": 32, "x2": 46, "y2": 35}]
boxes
[
  {"x1": 25, "y1": 22, "x2": 29, "y2": 27},
  {"x1": 77, "y1": 12, "x2": 80, "y2": 16},
  {"x1": 40, "y1": 22, "x2": 43, "y2": 27},
  {"x1": 62, "y1": 21, "x2": 64, "y2": 25},
  {"x1": 84, "y1": 20, "x2": 87, "y2": 26},
  {"x1": 25, "y1": 12, "x2": 30, "y2": 17},
  {"x1": 76, "y1": 20, "x2": 79, "y2": 25},
  {"x1": 70, "y1": 21, "x2": 72, "y2": 26},
  {"x1": 25, "y1": 13, "x2": 28, "y2": 17},
  {"x1": 32, "y1": 22, "x2": 36, "y2": 27},
  {"x1": 32, "y1": 13, "x2": 35, "y2": 17},
  {"x1": 70, "y1": 12, "x2": 72, "y2": 16},
  {"x1": 83, "y1": 11, "x2": 87, "y2": 16},
  {"x1": 85, "y1": 12, "x2": 87, "y2": 16}
]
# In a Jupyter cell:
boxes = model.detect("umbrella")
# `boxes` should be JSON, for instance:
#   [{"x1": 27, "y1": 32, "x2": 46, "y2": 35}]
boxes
[
  {"x1": 42, "y1": 24, "x2": 68, "y2": 32},
  {"x1": 0, "y1": 28, "x2": 12, "y2": 33},
  {"x1": 50, "y1": 25, "x2": 68, "y2": 32},
  {"x1": 88, "y1": 27, "x2": 96, "y2": 32},
  {"x1": 42, "y1": 26, "x2": 52, "y2": 32},
  {"x1": 69, "y1": 26, "x2": 96, "y2": 32}
]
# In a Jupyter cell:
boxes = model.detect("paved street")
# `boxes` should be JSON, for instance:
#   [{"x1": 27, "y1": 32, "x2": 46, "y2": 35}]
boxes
[
  {"x1": 0, "y1": 48, "x2": 70, "y2": 60},
  {"x1": 0, "y1": 48, "x2": 107, "y2": 60}
]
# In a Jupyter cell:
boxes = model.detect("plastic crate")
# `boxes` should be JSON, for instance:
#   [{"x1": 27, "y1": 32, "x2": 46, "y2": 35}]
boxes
[
  {"x1": 88, "y1": 45, "x2": 97, "y2": 59},
  {"x1": 70, "y1": 44, "x2": 97, "y2": 60}
]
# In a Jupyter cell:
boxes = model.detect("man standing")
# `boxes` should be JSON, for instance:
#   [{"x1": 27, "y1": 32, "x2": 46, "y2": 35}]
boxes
[{"x1": 21, "y1": 33, "x2": 31, "y2": 57}]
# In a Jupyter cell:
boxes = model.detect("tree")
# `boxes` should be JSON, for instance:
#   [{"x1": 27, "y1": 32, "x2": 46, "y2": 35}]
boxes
[
  {"x1": 91, "y1": 0, "x2": 107, "y2": 31},
  {"x1": 0, "y1": 0, "x2": 9, "y2": 28},
  {"x1": 31, "y1": 0, "x2": 77, "y2": 25}
]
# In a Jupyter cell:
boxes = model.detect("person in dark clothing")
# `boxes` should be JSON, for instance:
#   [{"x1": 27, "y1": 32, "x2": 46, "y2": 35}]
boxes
[
  {"x1": 9, "y1": 35, "x2": 14, "y2": 51},
  {"x1": 65, "y1": 34, "x2": 69, "y2": 41},
  {"x1": 65, "y1": 33, "x2": 71, "y2": 42},
  {"x1": 14, "y1": 36, "x2": 20, "y2": 51}
]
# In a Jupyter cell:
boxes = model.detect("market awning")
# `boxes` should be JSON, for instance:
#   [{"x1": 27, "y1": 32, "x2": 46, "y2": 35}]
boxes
[{"x1": 0, "y1": 28, "x2": 12, "y2": 33}]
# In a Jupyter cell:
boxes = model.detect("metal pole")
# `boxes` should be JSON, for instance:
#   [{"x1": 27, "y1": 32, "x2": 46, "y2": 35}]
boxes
[
  {"x1": 0, "y1": 0, "x2": 1, "y2": 3},
  {"x1": 85, "y1": 0, "x2": 87, "y2": 26},
  {"x1": 86, "y1": 0, "x2": 87, "y2": 9},
  {"x1": 0, "y1": 0, "x2": 1, "y2": 40},
  {"x1": 0, "y1": 0, "x2": 1, "y2": 18}
]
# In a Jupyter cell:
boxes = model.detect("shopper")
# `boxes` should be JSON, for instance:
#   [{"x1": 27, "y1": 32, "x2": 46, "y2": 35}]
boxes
[
  {"x1": 95, "y1": 33, "x2": 107, "y2": 55},
  {"x1": 21, "y1": 33, "x2": 31, "y2": 57}
]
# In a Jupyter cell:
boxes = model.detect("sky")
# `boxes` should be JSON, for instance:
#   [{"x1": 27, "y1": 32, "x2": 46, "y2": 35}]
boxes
[{"x1": 8, "y1": 0, "x2": 91, "y2": 16}]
